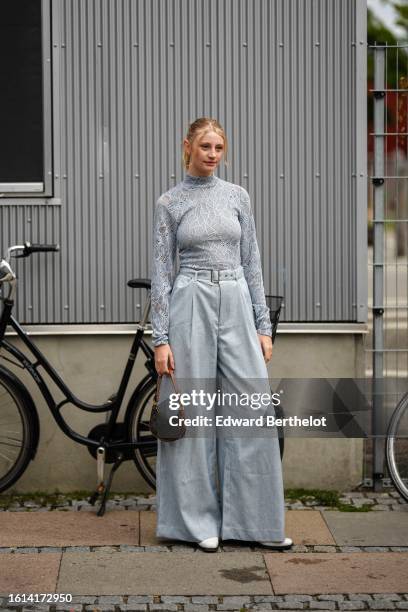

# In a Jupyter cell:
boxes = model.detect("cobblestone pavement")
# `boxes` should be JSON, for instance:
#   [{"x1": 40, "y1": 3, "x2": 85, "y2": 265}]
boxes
[
  {"x1": 0, "y1": 544, "x2": 407, "y2": 554},
  {"x1": 1, "y1": 593, "x2": 408, "y2": 611},
  {"x1": 1, "y1": 490, "x2": 407, "y2": 513}
]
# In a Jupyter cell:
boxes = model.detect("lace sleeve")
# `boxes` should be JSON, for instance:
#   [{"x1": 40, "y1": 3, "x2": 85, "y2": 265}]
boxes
[
  {"x1": 239, "y1": 188, "x2": 273, "y2": 337},
  {"x1": 150, "y1": 195, "x2": 177, "y2": 346}
]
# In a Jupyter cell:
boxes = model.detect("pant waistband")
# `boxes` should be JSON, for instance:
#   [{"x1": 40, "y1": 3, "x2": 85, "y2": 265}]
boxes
[{"x1": 178, "y1": 266, "x2": 244, "y2": 283}]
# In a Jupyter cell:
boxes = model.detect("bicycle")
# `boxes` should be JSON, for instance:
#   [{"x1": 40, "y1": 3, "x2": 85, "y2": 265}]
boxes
[
  {"x1": 386, "y1": 394, "x2": 408, "y2": 503},
  {"x1": 0, "y1": 242, "x2": 285, "y2": 515},
  {"x1": 0, "y1": 242, "x2": 159, "y2": 515}
]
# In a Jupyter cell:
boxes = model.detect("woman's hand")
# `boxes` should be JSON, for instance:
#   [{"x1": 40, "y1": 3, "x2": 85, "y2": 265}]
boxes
[
  {"x1": 258, "y1": 334, "x2": 273, "y2": 364},
  {"x1": 154, "y1": 344, "x2": 175, "y2": 376}
]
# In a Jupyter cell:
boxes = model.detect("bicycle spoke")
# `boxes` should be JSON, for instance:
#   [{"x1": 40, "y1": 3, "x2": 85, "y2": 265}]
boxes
[
  {"x1": 0, "y1": 438, "x2": 23, "y2": 448},
  {"x1": 0, "y1": 449, "x2": 18, "y2": 464}
]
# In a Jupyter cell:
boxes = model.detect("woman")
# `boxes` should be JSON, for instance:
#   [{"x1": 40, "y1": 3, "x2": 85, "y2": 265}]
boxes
[{"x1": 150, "y1": 117, "x2": 293, "y2": 552}]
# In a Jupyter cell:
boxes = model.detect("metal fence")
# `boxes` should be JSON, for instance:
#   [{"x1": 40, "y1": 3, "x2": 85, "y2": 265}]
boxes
[{"x1": 366, "y1": 42, "x2": 408, "y2": 489}]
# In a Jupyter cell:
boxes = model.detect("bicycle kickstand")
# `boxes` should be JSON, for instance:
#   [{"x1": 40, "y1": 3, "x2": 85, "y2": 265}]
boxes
[
  {"x1": 96, "y1": 452, "x2": 125, "y2": 516},
  {"x1": 88, "y1": 447, "x2": 107, "y2": 507}
]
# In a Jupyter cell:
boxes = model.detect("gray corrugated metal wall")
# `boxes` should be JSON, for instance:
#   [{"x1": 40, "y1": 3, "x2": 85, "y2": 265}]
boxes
[{"x1": 0, "y1": 0, "x2": 367, "y2": 324}]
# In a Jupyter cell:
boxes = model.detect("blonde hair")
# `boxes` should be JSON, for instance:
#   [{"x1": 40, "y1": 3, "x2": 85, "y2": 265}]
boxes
[{"x1": 182, "y1": 117, "x2": 228, "y2": 169}]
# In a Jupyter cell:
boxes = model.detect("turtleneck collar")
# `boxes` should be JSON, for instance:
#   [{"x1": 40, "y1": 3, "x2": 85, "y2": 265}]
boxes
[{"x1": 183, "y1": 172, "x2": 219, "y2": 189}]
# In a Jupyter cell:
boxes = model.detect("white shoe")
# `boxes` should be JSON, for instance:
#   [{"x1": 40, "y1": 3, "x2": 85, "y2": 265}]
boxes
[
  {"x1": 257, "y1": 537, "x2": 293, "y2": 550},
  {"x1": 198, "y1": 536, "x2": 219, "y2": 552}
]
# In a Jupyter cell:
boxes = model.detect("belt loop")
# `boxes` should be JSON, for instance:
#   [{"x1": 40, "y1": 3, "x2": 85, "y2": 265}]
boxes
[{"x1": 194, "y1": 270, "x2": 198, "y2": 281}]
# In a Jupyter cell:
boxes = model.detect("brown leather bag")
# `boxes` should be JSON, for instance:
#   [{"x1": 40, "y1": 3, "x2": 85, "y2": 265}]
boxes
[{"x1": 149, "y1": 370, "x2": 187, "y2": 442}]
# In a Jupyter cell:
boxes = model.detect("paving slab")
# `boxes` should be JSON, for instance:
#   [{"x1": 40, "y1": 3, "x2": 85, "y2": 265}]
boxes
[
  {"x1": 264, "y1": 553, "x2": 408, "y2": 594},
  {"x1": 141, "y1": 511, "x2": 335, "y2": 547},
  {"x1": 140, "y1": 511, "x2": 178, "y2": 546},
  {"x1": 57, "y1": 551, "x2": 272, "y2": 595},
  {"x1": 285, "y1": 511, "x2": 335, "y2": 545},
  {"x1": 0, "y1": 510, "x2": 139, "y2": 547},
  {"x1": 0, "y1": 553, "x2": 61, "y2": 595},
  {"x1": 322, "y1": 511, "x2": 408, "y2": 546}
]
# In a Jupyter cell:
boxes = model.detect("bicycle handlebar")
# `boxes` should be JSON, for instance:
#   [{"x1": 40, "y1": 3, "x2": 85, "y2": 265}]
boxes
[
  {"x1": 0, "y1": 242, "x2": 60, "y2": 290},
  {"x1": 15, "y1": 242, "x2": 60, "y2": 258}
]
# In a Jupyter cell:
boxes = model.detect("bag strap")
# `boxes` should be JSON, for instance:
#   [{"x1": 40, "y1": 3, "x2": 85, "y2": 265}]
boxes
[{"x1": 154, "y1": 370, "x2": 183, "y2": 407}]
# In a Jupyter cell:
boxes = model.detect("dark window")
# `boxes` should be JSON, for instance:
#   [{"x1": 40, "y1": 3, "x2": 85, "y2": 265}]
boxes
[{"x1": 0, "y1": 0, "x2": 43, "y2": 183}]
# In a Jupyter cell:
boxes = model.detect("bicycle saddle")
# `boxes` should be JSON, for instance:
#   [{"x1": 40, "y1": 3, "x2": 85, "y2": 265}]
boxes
[{"x1": 127, "y1": 278, "x2": 151, "y2": 290}]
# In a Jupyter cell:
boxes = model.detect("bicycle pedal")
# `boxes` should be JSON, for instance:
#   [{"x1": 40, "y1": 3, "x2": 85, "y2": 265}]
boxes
[{"x1": 97, "y1": 446, "x2": 106, "y2": 483}]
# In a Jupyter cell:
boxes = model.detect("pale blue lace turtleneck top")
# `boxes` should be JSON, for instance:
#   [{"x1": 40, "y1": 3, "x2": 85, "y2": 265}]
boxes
[{"x1": 150, "y1": 172, "x2": 272, "y2": 346}]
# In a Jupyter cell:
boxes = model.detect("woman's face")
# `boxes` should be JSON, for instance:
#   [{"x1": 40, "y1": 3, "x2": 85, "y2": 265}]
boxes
[{"x1": 184, "y1": 130, "x2": 225, "y2": 176}]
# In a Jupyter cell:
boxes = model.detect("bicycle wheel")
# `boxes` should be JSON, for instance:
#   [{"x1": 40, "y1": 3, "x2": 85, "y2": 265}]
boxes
[
  {"x1": 0, "y1": 368, "x2": 39, "y2": 493},
  {"x1": 386, "y1": 392, "x2": 408, "y2": 503},
  {"x1": 127, "y1": 379, "x2": 158, "y2": 490}
]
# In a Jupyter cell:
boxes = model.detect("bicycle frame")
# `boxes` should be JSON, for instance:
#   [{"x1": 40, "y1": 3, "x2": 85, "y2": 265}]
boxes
[{"x1": 0, "y1": 291, "x2": 157, "y2": 454}]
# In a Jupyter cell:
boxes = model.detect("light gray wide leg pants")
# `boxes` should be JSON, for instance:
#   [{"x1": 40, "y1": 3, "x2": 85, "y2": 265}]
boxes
[{"x1": 155, "y1": 265, "x2": 285, "y2": 543}]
